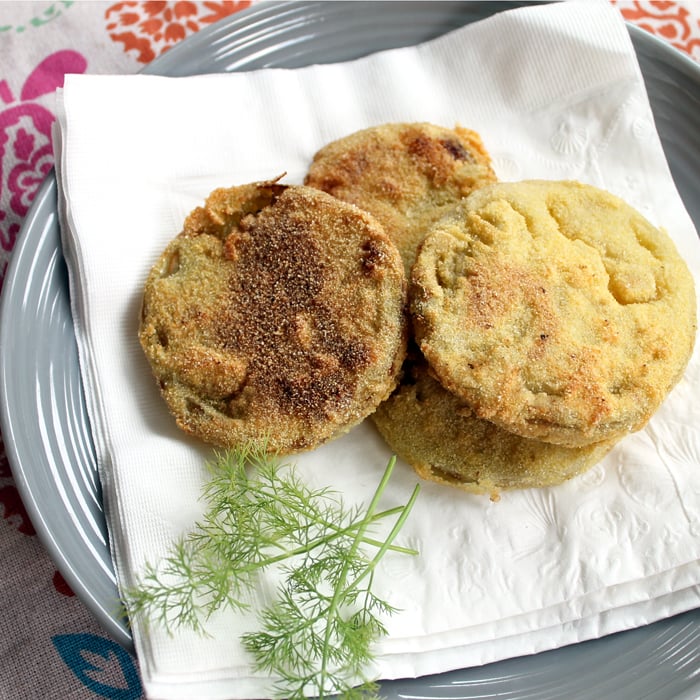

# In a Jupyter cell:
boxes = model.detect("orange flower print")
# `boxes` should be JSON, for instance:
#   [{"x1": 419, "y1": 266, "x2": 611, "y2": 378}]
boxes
[
  {"x1": 611, "y1": 1, "x2": 700, "y2": 61},
  {"x1": 106, "y1": 1, "x2": 252, "y2": 63}
]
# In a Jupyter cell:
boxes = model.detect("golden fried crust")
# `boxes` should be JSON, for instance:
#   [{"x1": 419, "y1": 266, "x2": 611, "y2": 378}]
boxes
[
  {"x1": 411, "y1": 180, "x2": 697, "y2": 447},
  {"x1": 372, "y1": 351, "x2": 615, "y2": 497},
  {"x1": 140, "y1": 182, "x2": 407, "y2": 453},
  {"x1": 304, "y1": 122, "x2": 497, "y2": 275}
]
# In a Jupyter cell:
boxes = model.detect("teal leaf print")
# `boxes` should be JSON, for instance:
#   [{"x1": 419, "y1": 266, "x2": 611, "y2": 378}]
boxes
[
  {"x1": 52, "y1": 633, "x2": 142, "y2": 699},
  {"x1": 0, "y1": 1, "x2": 74, "y2": 33}
]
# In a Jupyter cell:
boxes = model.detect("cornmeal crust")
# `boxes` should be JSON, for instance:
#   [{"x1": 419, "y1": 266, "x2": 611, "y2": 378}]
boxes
[
  {"x1": 372, "y1": 351, "x2": 615, "y2": 497},
  {"x1": 304, "y1": 122, "x2": 497, "y2": 275},
  {"x1": 411, "y1": 180, "x2": 697, "y2": 447},
  {"x1": 139, "y1": 182, "x2": 407, "y2": 453}
]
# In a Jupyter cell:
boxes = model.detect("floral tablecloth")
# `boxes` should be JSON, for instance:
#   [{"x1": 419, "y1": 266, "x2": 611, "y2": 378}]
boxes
[{"x1": 0, "y1": 2, "x2": 698, "y2": 699}]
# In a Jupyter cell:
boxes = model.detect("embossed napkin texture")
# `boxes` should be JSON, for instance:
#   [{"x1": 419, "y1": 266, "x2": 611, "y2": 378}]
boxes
[{"x1": 55, "y1": 2, "x2": 700, "y2": 699}]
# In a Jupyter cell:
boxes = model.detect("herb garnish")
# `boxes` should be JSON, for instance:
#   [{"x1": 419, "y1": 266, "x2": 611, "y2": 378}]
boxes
[{"x1": 124, "y1": 443, "x2": 420, "y2": 699}]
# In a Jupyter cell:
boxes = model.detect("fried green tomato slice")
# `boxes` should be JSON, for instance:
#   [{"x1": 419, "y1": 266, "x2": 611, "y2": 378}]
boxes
[
  {"x1": 140, "y1": 182, "x2": 407, "y2": 453},
  {"x1": 411, "y1": 180, "x2": 697, "y2": 447}
]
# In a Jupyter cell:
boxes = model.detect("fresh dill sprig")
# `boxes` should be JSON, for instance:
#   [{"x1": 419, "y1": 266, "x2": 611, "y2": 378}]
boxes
[{"x1": 123, "y1": 443, "x2": 420, "y2": 699}]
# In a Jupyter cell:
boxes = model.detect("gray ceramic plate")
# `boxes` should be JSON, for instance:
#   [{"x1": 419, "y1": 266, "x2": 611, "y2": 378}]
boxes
[{"x1": 1, "y1": 2, "x2": 699, "y2": 698}]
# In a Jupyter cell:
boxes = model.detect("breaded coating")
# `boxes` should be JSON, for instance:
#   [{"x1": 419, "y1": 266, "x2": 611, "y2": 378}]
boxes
[
  {"x1": 372, "y1": 349, "x2": 616, "y2": 497},
  {"x1": 411, "y1": 180, "x2": 697, "y2": 447},
  {"x1": 304, "y1": 122, "x2": 497, "y2": 275},
  {"x1": 139, "y1": 182, "x2": 407, "y2": 454}
]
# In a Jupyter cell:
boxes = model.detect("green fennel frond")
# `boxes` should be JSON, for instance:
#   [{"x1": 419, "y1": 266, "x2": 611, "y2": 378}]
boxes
[{"x1": 122, "y1": 445, "x2": 420, "y2": 699}]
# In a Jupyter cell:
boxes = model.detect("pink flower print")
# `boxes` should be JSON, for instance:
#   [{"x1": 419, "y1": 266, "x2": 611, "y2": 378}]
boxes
[
  {"x1": 0, "y1": 50, "x2": 87, "y2": 254},
  {"x1": 8, "y1": 125, "x2": 54, "y2": 219}
]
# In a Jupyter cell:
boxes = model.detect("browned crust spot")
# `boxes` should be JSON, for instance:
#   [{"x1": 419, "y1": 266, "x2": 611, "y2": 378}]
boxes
[{"x1": 304, "y1": 122, "x2": 497, "y2": 274}]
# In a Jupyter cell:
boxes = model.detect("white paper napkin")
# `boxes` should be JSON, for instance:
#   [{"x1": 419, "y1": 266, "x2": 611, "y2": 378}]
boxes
[{"x1": 54, "y1": 2, "x2": 700, "y2": 699}]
